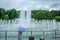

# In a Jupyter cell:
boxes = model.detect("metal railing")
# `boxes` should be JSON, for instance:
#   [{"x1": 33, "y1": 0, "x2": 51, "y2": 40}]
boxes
[{"x1": 0, "y1": 30, "x2": 60, "y2": 40}]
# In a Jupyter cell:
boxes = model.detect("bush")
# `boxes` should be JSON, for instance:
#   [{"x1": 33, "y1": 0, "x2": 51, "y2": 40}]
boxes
[{"x1": 55, "y1": 16, "x2": 60, "y2": 21}]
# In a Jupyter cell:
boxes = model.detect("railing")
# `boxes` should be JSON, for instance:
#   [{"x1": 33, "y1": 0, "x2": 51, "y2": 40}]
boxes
[{"x1": 0, "y1": 30, "x2": 60, "y2": 40}]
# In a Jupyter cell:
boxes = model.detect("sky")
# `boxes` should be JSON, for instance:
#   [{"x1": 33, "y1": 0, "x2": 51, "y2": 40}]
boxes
[{"x1": 0, "y1": 0, "x2": 60, "y2": 10}]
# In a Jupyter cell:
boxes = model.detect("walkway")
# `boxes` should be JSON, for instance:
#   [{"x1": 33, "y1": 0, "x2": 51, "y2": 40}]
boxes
[{"x1": 0, "y1": 30, "x2": 60, "y2": 40}]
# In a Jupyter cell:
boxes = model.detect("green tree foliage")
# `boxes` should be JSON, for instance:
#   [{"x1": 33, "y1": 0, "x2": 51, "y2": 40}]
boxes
[
  {"x1": 4, "y1": 15, "x2": 9, "y2": 20},
  {"x1": 7, "y1": 9, "x2": 20, "y2": 19},
  {"x1": 0, "y1": 8, "x2": 6, "y2": 19},
  {"x1": 0, "y1": 8, "x2": 20, "y2": 20},
  {"x1": 50, "y1": 10, "x2": 60, "y2": 17},
  {"x1": 31, "y1": 10, "x2": 54, "y2": 21},
  {"x1": 55, "y1": 16, "x2": 60, "y2": 21}
]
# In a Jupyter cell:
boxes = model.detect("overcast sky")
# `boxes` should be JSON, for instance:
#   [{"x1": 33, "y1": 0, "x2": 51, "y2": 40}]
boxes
[{"x1": 0, "y1": 0, "x2": 60, "y2": 10}]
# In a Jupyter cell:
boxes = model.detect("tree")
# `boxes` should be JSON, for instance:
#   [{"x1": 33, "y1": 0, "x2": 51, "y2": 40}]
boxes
[
  {"x1": 0, "y1": 8, "x2": 6, "y2": 19},
  {"x1": 7, "y1": 9, "x2": 20, "y2": 20},
  {"x1": 0, "y1": 8, "x2": 20, "y2": 20},
  {"x1": 4, "y1": 14, "x2": 9, "y2": 20},
  {"x1": 55, "y1": 16, "x2": 60, "y2": 21},
  {"x1": 31, "y1": 10, "x2": 54, "y2": 21}
]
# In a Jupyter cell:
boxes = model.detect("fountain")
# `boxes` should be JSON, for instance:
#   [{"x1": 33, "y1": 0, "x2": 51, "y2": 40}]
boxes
[
  {"x1": 0, "y1": 10, "x2": 32, "y2": 31},
  {"x1": 0, "y1": 10, "x2": 60, "y2": 31},
  {"x1": 0, "y1": 10, "x2": 60, "y2": 40}
]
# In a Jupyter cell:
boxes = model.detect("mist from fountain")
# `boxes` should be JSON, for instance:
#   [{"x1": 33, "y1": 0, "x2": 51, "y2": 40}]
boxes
[{"x1": 0, "y1": 10, "x2": 60, "y2": 31}]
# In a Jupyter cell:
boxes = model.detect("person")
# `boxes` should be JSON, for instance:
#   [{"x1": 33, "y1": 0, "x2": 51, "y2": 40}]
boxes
[
  {"x1": 18, "y1": 31, "x2": 22, "y2": 40},
  {"x1": 18, "y1": 26, "x2": 25, "y2": 40}
]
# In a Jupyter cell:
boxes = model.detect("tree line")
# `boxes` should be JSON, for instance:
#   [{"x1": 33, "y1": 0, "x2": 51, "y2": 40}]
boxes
[
  {"x1": 0, "y1": 8, "x2": 20, "y2": 20},
  {"x1": 31, "y1": 10, "x2": 60, "y2": 21},
  {"x1": 0, "y1": 8, "x2": 60, "y2": 21}
]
